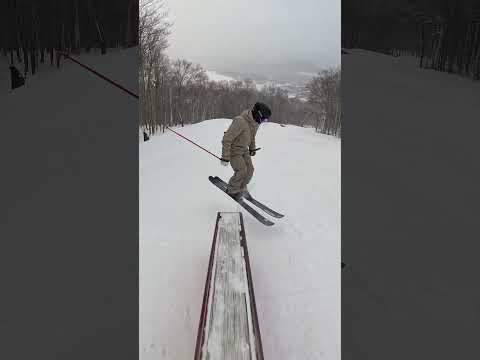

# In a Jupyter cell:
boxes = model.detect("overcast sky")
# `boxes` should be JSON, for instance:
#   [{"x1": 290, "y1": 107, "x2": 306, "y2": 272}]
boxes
[{"x1": 164, "y1": 0, "x2": 340, "y2": 70}]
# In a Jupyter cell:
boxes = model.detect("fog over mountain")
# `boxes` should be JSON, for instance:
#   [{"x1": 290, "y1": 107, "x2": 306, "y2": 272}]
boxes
[{"x1": 164, "y1": 0, "x2": 340, "y2": 84}]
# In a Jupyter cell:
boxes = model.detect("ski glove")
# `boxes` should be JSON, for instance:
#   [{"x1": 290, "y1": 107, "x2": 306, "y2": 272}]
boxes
[
  {"x1": 220, "y1": 158, "x2": 229, "y2": 166},
  {"x1": 249, "y1": 147, "x2": 260, "y2": 156}
]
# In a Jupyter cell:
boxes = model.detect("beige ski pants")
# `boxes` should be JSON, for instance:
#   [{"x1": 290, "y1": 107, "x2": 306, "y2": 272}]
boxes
[{"x1": 227, "y1": 152, "x2": 254, "y2": 194}]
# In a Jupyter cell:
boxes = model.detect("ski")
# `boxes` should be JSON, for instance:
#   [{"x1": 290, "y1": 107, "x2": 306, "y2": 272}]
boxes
[
  {"x1": 210, "y1": 176, "x2": 284, "y2": 218},
  {"x1": 209, "y1": 176, "x2": 275, "y2": 226},
  {"x1": 243, "y1": 194, "x2": 284, "y2": 218}
]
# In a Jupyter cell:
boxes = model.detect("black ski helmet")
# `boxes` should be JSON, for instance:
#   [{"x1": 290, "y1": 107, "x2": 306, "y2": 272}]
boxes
[{"x1": 252, "y1": 102, "x2": 272, "y2": 123}]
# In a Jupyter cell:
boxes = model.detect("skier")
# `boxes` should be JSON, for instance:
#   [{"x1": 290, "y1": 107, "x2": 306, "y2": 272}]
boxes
[{"x1": 220, "y1": 102, "x2": 272, "y2": 200}]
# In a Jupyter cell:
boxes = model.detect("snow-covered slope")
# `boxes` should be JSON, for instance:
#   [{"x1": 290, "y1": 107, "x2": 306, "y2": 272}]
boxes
[
  {"x1": 204, "y1": 69, "x2": 307, "y2": 98},
  {"x1": 1, "y1": 48, "x2": 138, "y2": 211},
  {"x1": 1, "y1": 48, "x2": 137, "y2": 95},
  {"x1": 1, "y1": 48, "x2": 138, "y2": 358},
  {"x1": 1, "y1": 48, "x2": 138, "y2": 213},
  {"x1": 205, "y1": 70, "x2": 236, "y2": 82},
  {"x1": 140, "y1": 121, "x2": 341, "y2": 359},
  {"x1": 342, "y1": 49, "x2": 480, "y2": 359}
]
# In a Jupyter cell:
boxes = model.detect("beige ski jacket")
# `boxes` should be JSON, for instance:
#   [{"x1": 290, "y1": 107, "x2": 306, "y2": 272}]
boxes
[{"x1": 221, "y1": 110, "x2": 259, "y2": 160}]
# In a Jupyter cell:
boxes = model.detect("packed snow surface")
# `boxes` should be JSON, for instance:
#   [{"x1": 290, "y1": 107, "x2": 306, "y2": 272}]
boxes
[
  {"x1": 342, "y1": 49, "x2": 480, "y2": 359},
  {"x1": 1, "y1": 48, "x2": 138, "y2": 358},
  {"x1": 140, "y1": 120, "x2": 341, "y2": 359}
]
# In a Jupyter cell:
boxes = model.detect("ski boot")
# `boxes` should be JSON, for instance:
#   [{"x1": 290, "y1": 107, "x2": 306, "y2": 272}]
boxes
[
  {"x1": 242, "y1": 188, "x2": 252, "y2": 200},
  {"x1": 227, "y1": 188, "x2": 244, "y2": 201}
]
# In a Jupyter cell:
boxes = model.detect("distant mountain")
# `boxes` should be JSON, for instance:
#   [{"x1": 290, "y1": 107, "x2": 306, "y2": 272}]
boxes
[
  {"x1": 207, "y1": 59, "x2": 323, "y2": 86},
  {"x1": 205, "y1": 70, "x2": 236, "y2": 82},
  {"x1": 206, "y1": 69, "x2": 308, "y2": 101}
]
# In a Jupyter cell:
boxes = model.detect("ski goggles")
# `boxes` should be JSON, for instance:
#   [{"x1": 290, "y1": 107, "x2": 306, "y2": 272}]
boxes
[{"x1": 257, "y1": 110, "x2": 269, "y2": 122}]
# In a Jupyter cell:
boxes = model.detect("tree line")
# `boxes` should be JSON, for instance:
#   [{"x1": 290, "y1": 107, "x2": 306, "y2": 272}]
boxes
[
  {"x1": 306, "y1": 69, "x2": 341, "y2": 137},
  {"x1": 140, "y1": 1, "x2": 341, "y2": 138},
  {"x1": 342, "y1": 0, "x2": 480, "y2": 79},
  {"x1": 1, "y1": 0, "x2": 138, "y2": 77}
]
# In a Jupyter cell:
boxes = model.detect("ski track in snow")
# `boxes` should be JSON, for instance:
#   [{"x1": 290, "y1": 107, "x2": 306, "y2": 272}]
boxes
[{"x1": 140, "y1": 120, "x2": 341, "y2": 359}]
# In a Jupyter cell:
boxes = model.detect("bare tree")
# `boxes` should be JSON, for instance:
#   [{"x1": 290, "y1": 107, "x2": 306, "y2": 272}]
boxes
[
  {"x1": 342, "y1": 0, "x2": 480, "y2": 80},
  {"x1": 2, "y1": 0, "x2": 138, "y2": 83},
  {"x1": 139, "y1": 0, "x2": 171, "y2": 132},
  {"x1": 137, "y1": 0, "x2": 325, "y2": 137},
  {"x1": 306, "y1": 68, "x2": 341, "y2": 136}
]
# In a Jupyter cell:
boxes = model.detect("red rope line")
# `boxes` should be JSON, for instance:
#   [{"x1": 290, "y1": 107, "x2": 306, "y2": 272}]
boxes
[
  {"x1": 166, "y1": 127, "x2": 221, "y2": 160},
  {"x1": 60, "y1": 51, "x2": 221, "y2": 160},
  {"x1": 59, "y1": 51, "x2": 139, "y2": 99}
]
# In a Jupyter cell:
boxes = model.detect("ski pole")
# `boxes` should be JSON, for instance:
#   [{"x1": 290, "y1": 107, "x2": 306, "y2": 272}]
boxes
[{"x1": 59, "y1": 51, "x2": 221, "y2": 160}]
